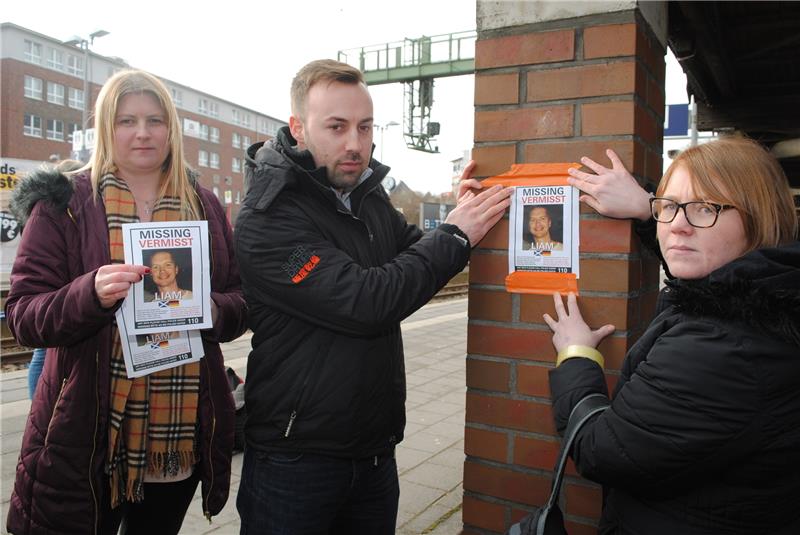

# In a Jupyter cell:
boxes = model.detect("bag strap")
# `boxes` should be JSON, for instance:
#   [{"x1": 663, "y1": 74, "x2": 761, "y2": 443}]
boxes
[{"x1": 541, "y1": 394, "x2": 610, "y2": 513}]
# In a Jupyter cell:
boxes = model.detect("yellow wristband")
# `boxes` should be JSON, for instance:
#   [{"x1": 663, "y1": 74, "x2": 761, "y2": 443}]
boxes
[{"x1": 556, "y1": 345, "x2": 605, "y2": 369}]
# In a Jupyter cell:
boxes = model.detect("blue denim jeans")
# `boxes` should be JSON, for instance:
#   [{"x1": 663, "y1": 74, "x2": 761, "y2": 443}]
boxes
[
  {"x1": 237, "y1": 448, "x2": 399, "y2": 535},
  {"x1": 27, "y1": 348, "x2": 46, "y2": 399}
]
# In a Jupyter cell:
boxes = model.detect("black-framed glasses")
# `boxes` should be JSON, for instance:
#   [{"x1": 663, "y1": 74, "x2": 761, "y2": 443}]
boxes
[{"x1": 649, "y1": 197, "x2": 735, "y2": 228}]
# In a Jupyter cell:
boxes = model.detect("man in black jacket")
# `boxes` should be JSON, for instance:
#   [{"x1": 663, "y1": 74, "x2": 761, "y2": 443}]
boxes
[{"x1": 234, "y1": 59, "x2": 511, "y2": 535}]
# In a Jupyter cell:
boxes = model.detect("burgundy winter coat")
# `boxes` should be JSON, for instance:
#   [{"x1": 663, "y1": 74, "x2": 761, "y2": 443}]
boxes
[{"x1": 5, "y1": 170, "x2": 247, "y2": 535}]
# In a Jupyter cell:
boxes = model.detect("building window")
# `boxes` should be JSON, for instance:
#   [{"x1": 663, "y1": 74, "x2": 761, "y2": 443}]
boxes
[
  {"x1": 259, "y1": 118, "x2": 279, "y2": 136},
  {"x1": 212, "y1": 174, "x2": 221, "y2": 184},
  {"x1": 47, "y1": 82, "x2": 65, "y2": 105},
  {"x1": 198, "y1": 150, "x2": 209, "y2": 167},
  {"x1": 199, "y1": 98, "x2": 208, "y2": 115},
  {"x1": 24, "y1": 40, "x2": 42, "y2": 63},
  {"x1": 199, "y1": 124, "x2": 209, "y2": 141},
  {"x1": 66, "y1": 54, "x2": 84, "y2": 77},
  {"x1": 47, "y1": 48, "x2": 64, "y2": 70},
  {"x1": 46, "y1": 119, "x2": 65, "y2": 141},
  {"x1": 68, "y1": 87, "x2": 85, "y2": 109},
  {"x1": 242, "y1": 114, "x2": 251, "y2": 128},
  {"x1": 232, "y1": 109, "x2": 240, "y2": 125},
  {"x1": 24, "y1": 114, "x2": 42, "y2": 137},
  {"x1": 171, "y1": 88, "x2": 183, "y2": 107},
  {"x1": 242, "y1": 135, "x2": 251, "y2": 148},
  {"x1": 235, "y1": 190, "x2": 241, "y2": 204},
  {"x1": 212, "y1": 186, "x2": 220, "y2": 198},
  {"x1": 209, "y1": 102, "x2": 219, "y2": 118},
  {"x1": 210, "y1": 152, "x2": 220, "y2": 169},
  {"x1": 232, "y1": 132, "x2": 241, "y2": 149},
  {"x1": 210, "y1": 126, "x2": 220, "y2": 143},
  {"x1": 24, "y1": 76, "x2": 43, "y2": 100},
  {"x1": 232, "y1": 157, "x2": 242, "y2": 173},
  {"x1": 67, "y1": 123, "x2": 80, "y2": 143}
]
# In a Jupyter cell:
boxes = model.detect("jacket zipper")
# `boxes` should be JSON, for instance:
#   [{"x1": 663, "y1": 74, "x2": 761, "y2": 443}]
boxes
[
  {"x1": 284, "y1": 410, "x2": 297, "y2": 438},
  {"x1": 283, "y1": 372, "x2": 313, "y2": 438},
  {"x1": 44, "y1": 377, "x2": 67, "y2": 447},
  {"x1": 303, "y1": 163, "x2": 384, "y2": 244},
  {"x1": 90, "y1": 350, "x2": 100, "y2": 535},
  {"x1": 68, "y1": 199, "x2": 99, "y2": 533},
  {"x1": 199, "y1": 197, "x2": 216, "y2": 522},
  {"x1": 337, "y1": 184, "x2": 381, "y2": 244},
  {"x1": 283, "y1": 338, "x2": 328, "y2": 438},
  {"x1": 202, "y1": 356, "x2": 216, "y2": 522}
]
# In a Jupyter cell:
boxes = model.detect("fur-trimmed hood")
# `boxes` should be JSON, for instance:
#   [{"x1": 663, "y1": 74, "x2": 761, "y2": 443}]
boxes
[
  {"x1": 669, "y1": 241, "x2": 800, "y2": 346},
  {"x1": 10, "y1": 168, "x2": 201, "y2": 228},
  {"x1": 10, "y1": 168, "x2": 75, "y2": 228}
]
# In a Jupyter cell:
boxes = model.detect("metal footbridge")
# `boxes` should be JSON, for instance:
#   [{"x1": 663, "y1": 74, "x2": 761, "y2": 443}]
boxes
[{"x1": 338, "y1": 31, "x2": 476, "y2": 153}]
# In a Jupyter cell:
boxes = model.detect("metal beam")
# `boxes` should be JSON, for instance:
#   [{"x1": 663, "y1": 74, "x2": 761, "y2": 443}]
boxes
[{"x1": 364, "y1": 59, "x2": 475, "y2": 85}]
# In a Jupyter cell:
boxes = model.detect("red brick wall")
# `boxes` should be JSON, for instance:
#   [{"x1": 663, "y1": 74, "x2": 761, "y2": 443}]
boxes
[{"x1": 464, "y1": 14, "x2": 665, "y2": 534}]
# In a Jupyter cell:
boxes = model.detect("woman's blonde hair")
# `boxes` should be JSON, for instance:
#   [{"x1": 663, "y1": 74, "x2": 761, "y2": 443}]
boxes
[
  {"x1": 86, "y1": 69, "x2": 201, "y2": 219},
  {"x1": 657, "y1": 136, "x2": 798, "y2": 251}
]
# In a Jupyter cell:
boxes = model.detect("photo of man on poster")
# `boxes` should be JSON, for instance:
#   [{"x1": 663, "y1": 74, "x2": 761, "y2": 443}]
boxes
[
  {"x1": 142, "y1": 248, "x2": 194, "y2": 302},
  {"x1": 522, "y1": 205, "x2": 564, "y2": 252}
]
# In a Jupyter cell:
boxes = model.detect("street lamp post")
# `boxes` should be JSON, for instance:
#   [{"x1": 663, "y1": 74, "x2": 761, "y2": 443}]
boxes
[
  {"x1": 65, "y1": 30, "x2": 109, "y2": 162},
  {"x1": 375, "y1": 121, "x2": 400, "y2": 162}
]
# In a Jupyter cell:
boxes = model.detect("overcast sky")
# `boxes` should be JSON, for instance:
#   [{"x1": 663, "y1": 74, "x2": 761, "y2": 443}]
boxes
[{"x1": 4, "y1": 0, "x2": 687, "y2": 193}]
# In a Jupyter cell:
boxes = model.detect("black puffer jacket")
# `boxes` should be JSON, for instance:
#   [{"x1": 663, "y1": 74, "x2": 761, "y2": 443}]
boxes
[
  {"x1": 234, "y1": 128, "x2": 470, "y2": 458},
  {"x1": 550, "y1": 241, "x2": 800, "y2": 534}
]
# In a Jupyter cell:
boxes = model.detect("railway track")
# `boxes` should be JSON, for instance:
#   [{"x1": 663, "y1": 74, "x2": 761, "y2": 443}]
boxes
[
  {"x1": 432, "y1": 282, "x2": 468, "y2": 300},
  {"x1": 1, "y1": 282, "x2": 471, "y2": 370},
  {"x1": 1, "y1": 340, "x2": 32, "y2": 370},
  {"x1": 1, "y1": 307, "x2": 32, "y2": 369}
]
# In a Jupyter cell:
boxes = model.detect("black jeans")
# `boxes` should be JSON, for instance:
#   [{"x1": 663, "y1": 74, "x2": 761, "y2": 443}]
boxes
[
  {"x1": 237, "y1": 448, "x2": 399, "y2": 535},
  {"x1": 100, "y1": 470, "x2": 200, "y2": 535}
]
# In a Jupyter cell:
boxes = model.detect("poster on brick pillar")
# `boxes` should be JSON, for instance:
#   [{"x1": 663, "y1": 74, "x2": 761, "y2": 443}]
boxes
[
  {"x1": 0, "y1": 159, "x2": 42, "y2": 290},
  {"x1": 483, "y1": 163, "x2": 581, "y2": 295}
]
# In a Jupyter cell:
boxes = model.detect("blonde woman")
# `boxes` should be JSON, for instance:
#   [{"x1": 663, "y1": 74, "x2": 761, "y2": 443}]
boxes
[{"x1": 6, "y1": 69, "x2": 247, "y2": 535}]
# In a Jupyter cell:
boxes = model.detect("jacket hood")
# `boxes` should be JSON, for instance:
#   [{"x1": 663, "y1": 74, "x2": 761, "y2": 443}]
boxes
[
  {"x1": 668, "y1": 241, "x2": 800, "y2": 346},
  {"x1": 10, "y1": 168, "x2": 75, "y2": 227},
  {"x1": 244, "y1": 126, "x2": 388, "y2": 212},
  {"x1": 10, "y1": 167, "x2": 201, "y2": 228}
]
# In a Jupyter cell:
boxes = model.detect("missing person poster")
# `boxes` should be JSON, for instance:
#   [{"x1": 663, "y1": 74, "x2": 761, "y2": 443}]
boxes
[
  {"x1": 116, "y1": 309, "x2": 204, "y2": 378},
  {"x1": 509, "y1": 185, "x2": 579, "y2": 276},
  {"x1": 481, "y1": 163, "x2": 581, "y2": 295},
  {"x1": 120, "y1": 221, "x2": 212, "y2": 334}
]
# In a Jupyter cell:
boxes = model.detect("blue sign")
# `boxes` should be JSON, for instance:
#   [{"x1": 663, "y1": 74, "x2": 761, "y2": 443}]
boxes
[
  {"x1": 664, "y1": 103, "x2": 689, "y2": 137},
  {"x1": 420, "y1": 202, "x2": 455, "y2": 231}
]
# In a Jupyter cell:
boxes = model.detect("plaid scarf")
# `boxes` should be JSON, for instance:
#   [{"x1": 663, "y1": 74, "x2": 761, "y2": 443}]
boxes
[{"x1": 101, "y1": 173, "x2": 200, "y2": 507}]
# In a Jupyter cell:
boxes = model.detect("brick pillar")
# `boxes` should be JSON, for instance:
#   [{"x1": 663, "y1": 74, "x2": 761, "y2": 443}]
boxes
[{"x1": 464, "y1": 3, "x2": 666, "y2": 534}]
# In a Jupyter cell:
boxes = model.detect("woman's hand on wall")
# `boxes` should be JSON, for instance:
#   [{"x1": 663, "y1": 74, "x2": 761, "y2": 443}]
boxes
[
  {"x1": 543, "y1": 292, "x2": 615, "y2": 352},
  {"x1": 568, "y1": 149, "x2": 652, "y2": 221}
]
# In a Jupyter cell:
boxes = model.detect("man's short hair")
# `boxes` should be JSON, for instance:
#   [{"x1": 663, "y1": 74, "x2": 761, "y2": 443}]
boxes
[{"x1": 290, "y1": 59, "x2": 365, "y2": 119}]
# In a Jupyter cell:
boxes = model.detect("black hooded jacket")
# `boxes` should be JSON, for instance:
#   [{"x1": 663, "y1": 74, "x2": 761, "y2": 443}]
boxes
[
  {"x1": 234, "y1": 127, "x2": 470, "y2": 458},
  {"x1": 550, "y1": 241, "x2": 800, "y2": 534}
]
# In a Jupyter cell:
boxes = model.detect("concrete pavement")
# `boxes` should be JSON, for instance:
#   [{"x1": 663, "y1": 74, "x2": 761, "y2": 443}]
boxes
[{"x1": 0, "y1": 297, "x2": 470, "y2": 534}]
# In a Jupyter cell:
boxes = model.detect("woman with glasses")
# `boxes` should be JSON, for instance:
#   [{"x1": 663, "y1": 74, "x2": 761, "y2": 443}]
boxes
[{"x1": 543, "y1": 137, "x2": 799, "y2": 534}]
